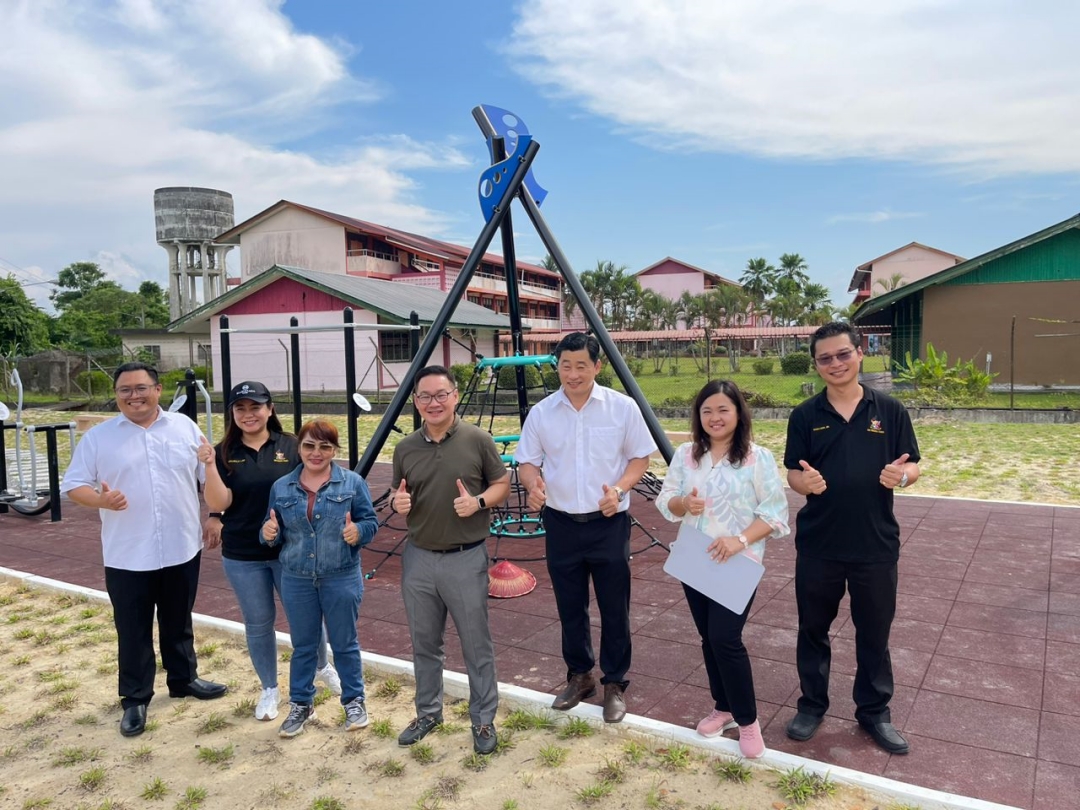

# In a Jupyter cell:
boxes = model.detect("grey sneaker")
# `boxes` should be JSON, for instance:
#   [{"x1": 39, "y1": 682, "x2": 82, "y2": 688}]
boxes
[
  {"x1": 398, "y1": 714, "x2": 443, "y2": 746},
  {"x1": 344, "y1": 697, "x2": 369, "y2": 731},
  {"x1": 278, "y1": 702, "x2": 316, "y2": 738},
  {"x1": 472, "y1": 723, "x2": 497, "y2": 755}
]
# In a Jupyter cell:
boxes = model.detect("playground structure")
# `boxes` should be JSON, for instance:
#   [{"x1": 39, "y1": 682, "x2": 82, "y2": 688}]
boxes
[
  {"x1": 210, "y1": 106, "x2": 676, "y2": 586},
  {"x1": 0, "y1": 370, "x2": 78, "y2": 521}
]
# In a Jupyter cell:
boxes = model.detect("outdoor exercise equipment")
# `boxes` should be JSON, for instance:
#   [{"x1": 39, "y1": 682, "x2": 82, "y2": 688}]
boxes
[{"x1": 0, "y1": 370, "x2": 78, "y2": 521}]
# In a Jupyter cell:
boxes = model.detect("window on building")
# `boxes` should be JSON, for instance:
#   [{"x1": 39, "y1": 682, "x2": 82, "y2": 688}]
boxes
[
  {"x1": 379, "y1": 331, "x2": 412, "y2": 362},
  {"x1": 140, "y1": 345, "x2": 162, "y2": 363}
]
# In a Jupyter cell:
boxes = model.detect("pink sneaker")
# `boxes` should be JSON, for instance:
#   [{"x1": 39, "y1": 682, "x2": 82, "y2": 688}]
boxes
[
  {"x1": 738, "y1": 719, "x2": 765, "y2": 758},
  {"x1": 696, "y1": 708, "x2": 736, "y2": 738}
]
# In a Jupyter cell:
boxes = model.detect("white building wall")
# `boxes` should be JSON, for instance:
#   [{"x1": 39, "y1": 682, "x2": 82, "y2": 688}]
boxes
[
  {"x1": 212, "y1": 308, "x2": 381, "y2": 393},
  {"x1": 239, "y1": 209, "x2": 347, "y2": 279}
]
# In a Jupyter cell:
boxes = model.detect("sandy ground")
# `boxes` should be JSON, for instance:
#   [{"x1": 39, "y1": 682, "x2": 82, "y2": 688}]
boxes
[{"x1": 0, "y1": 579, "x2": 908, "y2": 810}]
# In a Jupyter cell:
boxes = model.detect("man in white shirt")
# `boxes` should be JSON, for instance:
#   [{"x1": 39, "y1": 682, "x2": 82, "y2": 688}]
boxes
[
  {"x1": 63, "y1": 362, "x2": 227, "y2": 737},
  {"x1": 515, "y1": 333, "x2": 657, "y2": 723}
]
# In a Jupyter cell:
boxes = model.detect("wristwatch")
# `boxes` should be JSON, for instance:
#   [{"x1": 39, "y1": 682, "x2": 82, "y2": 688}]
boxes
[
  {"x1": 477, "y1": 495, "x2": 487, "y2": 510},
  {"x1": 614, "y1": 486, "x2": 626, "y2": 502},
  {"x1": 738, "y1": 534, "x2": 749, "y2": 548},
  {"x1": 208, "y1": 512, "x2": 224, "y2": 519},
  {"x1": 899, "y1": 471, "x2": 909, "y2": 488}
]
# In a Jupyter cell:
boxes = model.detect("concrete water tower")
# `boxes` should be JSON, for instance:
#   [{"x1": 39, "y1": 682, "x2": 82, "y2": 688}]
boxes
[{"x1": 154, "y1": 187, "x2": 235, "y2": 320}]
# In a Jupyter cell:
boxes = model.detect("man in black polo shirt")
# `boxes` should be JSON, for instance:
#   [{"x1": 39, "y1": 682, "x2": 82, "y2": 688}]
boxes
[{"x1": 784, "y1": 322, "x2": 920, "y2": 754}]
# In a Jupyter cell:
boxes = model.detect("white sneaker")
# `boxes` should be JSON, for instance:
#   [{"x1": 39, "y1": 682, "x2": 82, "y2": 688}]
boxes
[
  {"x1": 316, "y1": 664, "x2": 342, "y2": 696},
  {"x1": 255, "y1": 687, "x2": 279, "y2": 721}
]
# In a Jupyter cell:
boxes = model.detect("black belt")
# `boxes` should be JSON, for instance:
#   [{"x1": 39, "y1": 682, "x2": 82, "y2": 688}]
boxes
[
  {"x1": 428, "y1": 538, "x2": 487, "y2": 554},
  {"x1": 548, "y1": 508, "x2": 608, "y2": 523}
]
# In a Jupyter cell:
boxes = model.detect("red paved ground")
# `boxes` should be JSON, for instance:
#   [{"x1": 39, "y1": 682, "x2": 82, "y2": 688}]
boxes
[{"x1": 2, "y1": 461, "x2": 1078, "y2": 809}]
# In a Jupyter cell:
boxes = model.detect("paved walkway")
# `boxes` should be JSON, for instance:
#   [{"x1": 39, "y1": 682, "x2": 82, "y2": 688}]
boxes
[{"x1": 2, "y1": 463, "x2": 1078, "y2": 809}]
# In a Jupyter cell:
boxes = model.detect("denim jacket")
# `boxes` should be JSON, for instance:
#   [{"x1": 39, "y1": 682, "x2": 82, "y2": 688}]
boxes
[{"x1": 263, "y1": 463, "x2": 378, "y2": 577}]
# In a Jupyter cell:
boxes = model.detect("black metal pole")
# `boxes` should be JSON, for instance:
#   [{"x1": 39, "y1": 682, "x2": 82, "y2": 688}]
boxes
[
  {"x1": 290, "y1": 316, "x2": 302, "y2": 434},
  {"x1": 409, "y1": 311, "x2": 421, "y2": 432},
  {"x1": 0, "y1": 424, "x2": 8, "y2": 514},
  {"x1": 355, "y1": 139, "x2": 540, "y2": 476},
  {"x1": 518, "y1": 190, "x2": 674, "y2": 463},
  {"x1": 344, "y1": 308, "x2": 359, "y2": 469},
  {"x1": 490, "y1": 136, "x2": 530, "y2": 426},
  {"x1": 46, "y1": 428, "x2": 61, "y2": 522},
  {"x1": 219, "y1": 315, "x2": 232, "y2": 428}
]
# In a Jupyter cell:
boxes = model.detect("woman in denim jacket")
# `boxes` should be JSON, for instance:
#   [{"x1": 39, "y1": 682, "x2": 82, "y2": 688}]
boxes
[{"x1": 262, "y1": 420, "x2": 378, "y2": 738}]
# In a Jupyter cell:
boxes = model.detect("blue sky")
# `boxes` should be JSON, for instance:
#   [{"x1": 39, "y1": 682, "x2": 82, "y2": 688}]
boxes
[{"x1": 2, "y1": 0, "x2": 1079, "y2": 314}]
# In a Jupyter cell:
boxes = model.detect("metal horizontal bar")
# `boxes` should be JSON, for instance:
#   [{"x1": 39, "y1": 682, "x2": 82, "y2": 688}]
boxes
[{"x1": 220, "y1": 324, "x2": 421, "y2": 335}]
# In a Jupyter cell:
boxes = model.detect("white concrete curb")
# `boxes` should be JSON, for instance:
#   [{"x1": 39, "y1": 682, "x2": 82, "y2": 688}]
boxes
[{"x1": 1, "y1": 565, "x2": 1020, "y2": 810}]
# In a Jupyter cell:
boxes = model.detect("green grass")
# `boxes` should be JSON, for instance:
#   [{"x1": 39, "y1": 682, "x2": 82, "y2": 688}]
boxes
[
  {"x1": 78, "y1": 765, "x2": 107, "y2": 791},
  {"x1": 195, "y1": 744, "x2": 234, "y2": 766},
  {"x1": 175, "y1": 786, "x2": 209, "y2": 809},
  {"x1": 576, "y1": 780, "x2": 615, "y2": 804},
  {"x1": 142, "y1": 777, "x2": 169, "y2": 800},
  {"x1": 538, "y1": 744, "x2": 568, "y2": 768},
  {"x1": 557, "y1": 717, "x2": 594, "y2": 739},
  {"x1": 51, "y1": 746, "x2": 102, "y2": 767},
  {"x1": 774, "y1": 766, "x2": 836, "y2": 807}
]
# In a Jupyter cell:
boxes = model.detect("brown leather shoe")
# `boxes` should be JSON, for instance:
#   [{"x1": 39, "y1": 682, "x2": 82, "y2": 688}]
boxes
[
  {"x1": 603, "y1": 683, "x2": 626, "y2": 723},
  {"x1": 551, "y1": 672, "x2": 596, "y2": 711}
]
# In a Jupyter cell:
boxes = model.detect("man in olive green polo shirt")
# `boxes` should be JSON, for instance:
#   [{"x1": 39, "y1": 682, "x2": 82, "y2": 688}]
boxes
[{"x1": 390, "y1": 365, "x2": 510, "y2": 755}]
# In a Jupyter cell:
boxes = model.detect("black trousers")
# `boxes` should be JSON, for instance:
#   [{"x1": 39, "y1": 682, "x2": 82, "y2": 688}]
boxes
[
  {"x1": 683, "y1": 583, "x2": 757, "y2": 726},
  {"x1": 544, "y1": 508, "x2": 631, "y2": 686},
  {"x1": 794, "y1": 554, "x2": 897, "y2": 725},
  {"x1": 104, "y1": 551, "x2": 202, "y2": 709}
]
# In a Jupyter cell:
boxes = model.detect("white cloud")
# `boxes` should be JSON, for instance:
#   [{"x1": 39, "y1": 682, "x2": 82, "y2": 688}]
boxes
[
  {"x1": 0, "y1": 0, "x2": 467, "y2": 293},
  {"x1": 508, "y1": 0, "x2": 1080, "y2": 174},
  {"x1": 827, "y1": 211, "x2": 924, "y2": 225}
]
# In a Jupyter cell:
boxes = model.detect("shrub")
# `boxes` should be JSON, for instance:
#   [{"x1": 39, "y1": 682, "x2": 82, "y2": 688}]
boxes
[
  {"x1": 449, "y1": 363, "x2": 475, "y2": 392},
  {"x1": 595, "y1": 367, "x2": 614, "y2": 388},
  {"x1": 496, "y1": 363, "x2": 543, "y2": 390},
  {"x1": 625, "y1": 357, "x2": 645, "y2": 376},
  {"x1": 159, "y1": 366, "x2": 209, "y2": 392},
  {"x1": 752, "y1": 358, "x2": 774, "y2": 376},
  {"x1": 742, "y1": 390, "x2": 782, "y2": 408},
  {"x1": 893, "y1": 343, "x2": 996, "y2": 406},
  {"x1": 780, "y1": 351, "x2": 812, "y2": 375},
  {"x1": 75, "y1": 370, "x2": 112, "y2": 397},
  {"x1": 541, "y1": 369, "x2": 559, "y2": 392}
]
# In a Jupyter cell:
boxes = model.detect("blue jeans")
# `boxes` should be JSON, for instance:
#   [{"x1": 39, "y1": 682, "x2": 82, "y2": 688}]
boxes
[
  {"x1": 280, "y1": 567, "x2": 365, "y2": 705},
  {"x1": 221, "y1": 557, "x2": 329, "y2": 689}
]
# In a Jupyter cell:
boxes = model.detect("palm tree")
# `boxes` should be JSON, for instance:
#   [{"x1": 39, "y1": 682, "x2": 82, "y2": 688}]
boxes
[
  {"x1": 873, "y1": 272, "x2": 907, "y2": 295},
  {"x1": 777, "y1": 253, "x2": 810, "y2": 288},
  {"x1": 801, "y1": 282, "x2": 833, "y2": 325},
  {"x1": 739, "y1": 258, "x2": 775, "y2": 303}
]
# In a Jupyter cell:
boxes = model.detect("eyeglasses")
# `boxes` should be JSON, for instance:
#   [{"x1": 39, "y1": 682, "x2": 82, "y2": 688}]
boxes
[
  {"x1": 300, "y1": 441, "x2": 336, "y2": 453},
  {"x1": 414, "y1": 389, "x2": 455, "y2": 405},
  {"x1": 115, "y1": 385, "x2": 156, "y2": 398},
  {"x1": 814, "y1": 348, "x2": 857, "y2": 367}
]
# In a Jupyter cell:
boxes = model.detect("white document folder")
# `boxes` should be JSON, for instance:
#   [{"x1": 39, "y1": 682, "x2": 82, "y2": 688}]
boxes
[{"x1": 663, "y1": 521, "x2": 765, "y2": 614}]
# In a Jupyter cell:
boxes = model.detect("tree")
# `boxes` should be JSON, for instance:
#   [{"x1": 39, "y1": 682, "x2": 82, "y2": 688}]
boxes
[
  {"x1": 739, "y1": 257, "x2": 775, "y2": 303},
  {"x1": 777, "y1": 253, "x2": 810, "y2": 288},
  {"x1": 873, "y1": 272, "x2": 907, "y2": 295},
  {"x1": 0, "y1": 275, "x2": 51, "y2": 355},
  {"x1": 52, "y1": 283, "x2": 172, "y2": 352},
  {"x1": 800, "y1": 282, "x2": 834, "y2": 325},
  {"x1": 50, "y1": 262, "x2": 111, "y2": 311},
  {"x1": 136, "y1": 281, "x2": 170, "y2": 327}
]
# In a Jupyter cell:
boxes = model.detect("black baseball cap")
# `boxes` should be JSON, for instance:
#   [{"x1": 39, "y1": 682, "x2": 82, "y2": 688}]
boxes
[{"x1": 229, "y1": 381, "x2": 272, "y2": 405}]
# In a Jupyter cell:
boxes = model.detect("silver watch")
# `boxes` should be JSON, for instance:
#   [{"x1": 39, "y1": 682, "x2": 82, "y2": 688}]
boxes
[
  {"x1": 614, "y1": 486, "x2": 626, "y2": 502},
  {"x1": 899, "y1": 471, "x2": 909, "y2": 488}
]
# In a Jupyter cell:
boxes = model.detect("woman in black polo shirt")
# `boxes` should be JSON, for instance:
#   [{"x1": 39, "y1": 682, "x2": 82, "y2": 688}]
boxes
[{"x1": 200, "y1": 381, "x2": 339, "y2": 722}]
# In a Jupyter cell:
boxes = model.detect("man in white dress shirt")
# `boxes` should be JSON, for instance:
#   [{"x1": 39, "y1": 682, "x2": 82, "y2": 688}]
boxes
[
  {"x1": 63, "y1": 362, "x2": 226, "y2": 737},
  {"x1": 515, "y1": 333, "x2": 657, "y2": 723}
]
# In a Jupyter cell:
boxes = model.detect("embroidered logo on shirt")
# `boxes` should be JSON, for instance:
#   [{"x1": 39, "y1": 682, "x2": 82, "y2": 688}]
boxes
[
  {"x1": 227, "y1": 458, "x2": 246, "y2": 464},
  {"x1": 868, "y1": 418, "x2": 885, "y2": 434},
  {"x1": 274, "y1": 451, "x2": 289, "y2": 463},
  {"x1": 812, "y1": 425, "x2": 830, "y2": 432}
]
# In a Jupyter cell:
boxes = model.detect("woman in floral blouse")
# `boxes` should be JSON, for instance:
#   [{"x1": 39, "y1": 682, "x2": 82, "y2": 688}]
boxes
[{"x1": 656, "y1": 380, "x2": 789, "y2": 758}]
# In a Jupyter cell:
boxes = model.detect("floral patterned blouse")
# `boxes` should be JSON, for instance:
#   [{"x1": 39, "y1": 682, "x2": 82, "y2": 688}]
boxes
[{"x1": 656, "y1": 441, "x2": 790, "y2": 565}]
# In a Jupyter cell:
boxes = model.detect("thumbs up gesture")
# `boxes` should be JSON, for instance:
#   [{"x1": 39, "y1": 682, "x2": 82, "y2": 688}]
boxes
[
  {"x1": 343, "y1": 512, "x2": 359, "y2": 546},
  {"x1": 196, "y1": 435, "x2": 214, "y2": 465},
  {"x1": 684, "y1": 486, "x2": 705, "y2": 517},
  {"x1": 262, "y1": 508, "x2": 280, "y2": 544},
  {"x1": 599, "y1": 483, "x2": 620, "y2": 517},
  {"x1": 99, "y1": 481, "x2": 128, "y2": 511},
  {"x1": 453, "y1": 478, "x2": 479, "y2": 518},
  {"x1": 798, "y1": 460, "x2": 827, "y2": 495},
  {"x1": 880, "y1": 453, "x2": 910, "y2": 490},
  {"x1": 526, "y1": 475, "x2": 546, "y2": 512},
  {"x1": 393, "y1": 479, "x2": 412, "y2": 516}
]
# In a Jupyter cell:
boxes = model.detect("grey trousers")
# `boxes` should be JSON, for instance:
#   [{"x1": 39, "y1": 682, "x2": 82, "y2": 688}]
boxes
[{"x1": 401, "y1": 541, "x2": 498, "y2": 726}]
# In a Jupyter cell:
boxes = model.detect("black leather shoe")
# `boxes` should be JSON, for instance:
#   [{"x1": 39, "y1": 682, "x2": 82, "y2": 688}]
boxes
[
  {"x1": 786, "y1": 711, "x2": 823, "y2": 741},
  {"x1": 860, "y1": 721, "x2": 909, "y2": 754},
  {"x1": 472, "y1": 723, "x2": 497, "y2": 755},
  {"x1": 120, "y1": 704, "x2": 147, "y2": 737},
  {"x1": 551, "y1": 672, "x2": 596, "y2": 711},
  {"x1": 168, "y1": 678, "x2": 228, "y2": 700}
]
